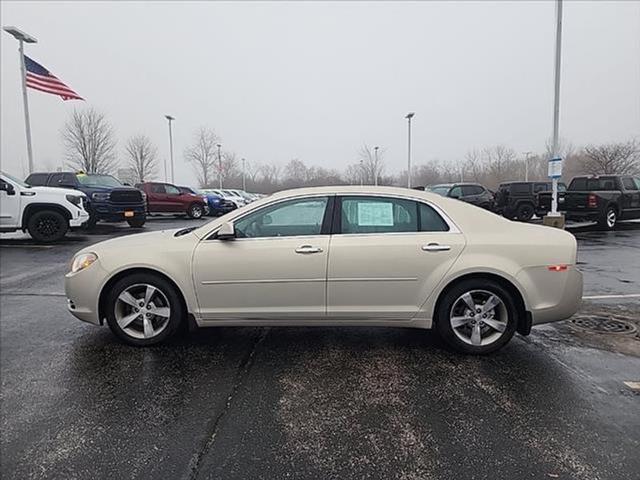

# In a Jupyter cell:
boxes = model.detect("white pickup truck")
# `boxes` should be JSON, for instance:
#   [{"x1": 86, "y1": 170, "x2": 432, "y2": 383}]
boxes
[{"x1": 0, "y1": 171, "x2": 90, "y2": 243}]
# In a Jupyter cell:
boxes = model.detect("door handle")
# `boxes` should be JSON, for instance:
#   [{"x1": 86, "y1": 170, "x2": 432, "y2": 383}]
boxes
[
  {"x1": 295, "y1": 245, "x2": 323, "y2": 254},
  {"x1": 422, "y1": 243, "x2": 451, "y2": 252}
]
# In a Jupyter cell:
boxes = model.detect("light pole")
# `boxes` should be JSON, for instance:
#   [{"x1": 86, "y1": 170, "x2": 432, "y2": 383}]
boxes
[
  {"x1": 405, "y1": 112, "x2": 415, "y2": 188},
  {"x1": 216, "y1": 143, "x2": 223, "y2": 189},
  {"x1": 3, "y1": 26, "x2": 37, "y2": 174},
  {"x1": 374, "y1": 146, "x2": 379, "y2": 186},
  {"x1": 523, "y1": 151, "x2": 533, "y2": 181},
  {"x1": 241, "y1": 158, "x2": 246, "y2": 191},
  {"x1": 164, "y1": 115, "x2": 175, "y2": 183},
  {"x1": 545, "y1": 0, "x2": 564, "y2": 220},
  {"x1": 359, "y1": 159, "x2": 364, "y2": 186}
]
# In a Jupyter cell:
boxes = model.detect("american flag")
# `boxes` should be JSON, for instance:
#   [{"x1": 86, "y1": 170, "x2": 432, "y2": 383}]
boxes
[{"x1": 24, "y1": 55, "x2": 83, "y2": 101}]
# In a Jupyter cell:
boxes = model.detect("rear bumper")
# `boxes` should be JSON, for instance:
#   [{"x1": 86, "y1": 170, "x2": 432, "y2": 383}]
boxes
[{"x1": 517, "y1": 267, "x2": 583, "y2": 325}]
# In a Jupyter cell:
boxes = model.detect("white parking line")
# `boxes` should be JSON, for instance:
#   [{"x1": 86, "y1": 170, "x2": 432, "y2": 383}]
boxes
[{"x1": 582, "y1": 294, "x2": 640, "y2": 300}]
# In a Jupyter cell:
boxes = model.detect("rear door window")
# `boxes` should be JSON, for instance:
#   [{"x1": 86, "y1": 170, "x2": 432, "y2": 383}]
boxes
[
  {"x1": 150, "y1": 184, "x2": 166, "y2": 194},
  {"x1": 462, "y1": 185, "x2": 484, "y2": 196},
  {"x1": 26, "y1": 173, "x2": 49, "y2": 186},
  {"x1": 622, "y1": 178, "x2": 637, "y2": 190},
  {"x1": 511, "y1": 183, "x2": 530, "y2": 194}
]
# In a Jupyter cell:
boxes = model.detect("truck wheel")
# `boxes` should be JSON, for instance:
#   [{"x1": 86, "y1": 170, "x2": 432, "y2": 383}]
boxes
[
  {"x1": 187, "y1": 203, "x2": 204, "y2": 219},
  {"x1": 127, "y1": 216, "x2": 146, "y2": 228},
  {"x1": 515, "y1": 203, "x2": 535, "y2": 222},
  {"x1": 27, "y1": 210, "x2": 69, "y2": 243},
  {"x1": 598, "y1": 206, "x2": 617, "y2": 230}
]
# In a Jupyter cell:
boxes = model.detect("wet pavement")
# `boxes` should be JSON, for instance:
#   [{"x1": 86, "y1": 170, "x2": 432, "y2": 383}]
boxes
[{"x1": 1, "y1": 217, "x2": 639, "y2": 480}]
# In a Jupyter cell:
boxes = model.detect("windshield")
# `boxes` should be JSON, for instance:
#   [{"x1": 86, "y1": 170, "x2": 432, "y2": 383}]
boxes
[
  {"x1": 2, "y1": 171, "x2": 30, "y2": 188},
  {"x1": 429, "y1": 186, "x2": 451, "y2": 196},
  {"x1": 76, "y1": 174, "x2": 123, "y2": 188}
]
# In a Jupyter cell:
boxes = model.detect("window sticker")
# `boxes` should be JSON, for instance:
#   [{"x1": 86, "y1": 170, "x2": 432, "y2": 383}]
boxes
[{"x1": 357, "y1": 202, "x2": 394, "y2": 226}]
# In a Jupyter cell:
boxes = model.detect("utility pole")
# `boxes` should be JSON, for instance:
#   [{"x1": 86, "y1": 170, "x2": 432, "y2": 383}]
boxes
[
  {"x1": 3, "y1": 26, "x2": 37, "y2": 174},
  {"x1": 164, "y1": 115, "x2": 175, "y2": 183},
  {"x1": 405, "y1": 112, "x2": 415, "y2": 188},
  {"x1": 217, "y1": 143, "x2": 223, "y2": 189},
  {"x1": 359, "y1": 159, "x2": 364, "y2": 186}
]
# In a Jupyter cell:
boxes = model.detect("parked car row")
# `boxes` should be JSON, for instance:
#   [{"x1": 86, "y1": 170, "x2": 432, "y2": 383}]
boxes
[{"x1": 422, "y1": 176, "x2": 640, "y2": 229}]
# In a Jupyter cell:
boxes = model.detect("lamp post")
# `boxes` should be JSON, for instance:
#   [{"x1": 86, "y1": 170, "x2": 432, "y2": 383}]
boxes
[
  {"x1": 549, "y1": 0, "x2": 563, "y2": 218},
  {"x1": 216, "y1": 143, "x2": 222, "y2": 189},
  {"x1": 374, "y1": 146, "x2": 379, "y2": 186},
  {"x1": 359, "y1": 159, "x2": 364, "y2": 186},
  {"x1": 164, "y1": 115, "x2": 175, "y2": 183},
  {"x1": 523, "y1": 151, "x2": 533, "y2": 181},
  {"x1": 405, "y1": 112, "x2": 415, "y2": 188},
  {"x1": 3, "y1": 26, "x2": 37, "y2": 174},
  {"x1": 241, "y1": 158, "x2": 246, "y2": 191}
]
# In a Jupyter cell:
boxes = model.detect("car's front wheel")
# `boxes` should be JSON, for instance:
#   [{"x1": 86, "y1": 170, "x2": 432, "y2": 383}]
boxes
[
  {"x1": 435, "y1": 279, "x2": 518, "y2": 354},
  {"x1": 105, "y1": 273, "x2": 184, "y2": 346},
  {"x1": 27, "y1": 210, "x2": 69, "y2": 243},
  {"x1": 187, "y1": 203, "x2": 204, "y2": 219}
]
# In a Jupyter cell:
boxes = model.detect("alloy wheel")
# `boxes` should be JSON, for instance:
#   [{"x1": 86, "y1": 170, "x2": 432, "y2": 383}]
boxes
[
  {"x1": 36, "y1": 216, "x2": 62, "y2": 239},
  {"x1": 606, "y1": 209, "x2": 616, "y2": 228},
  {"x1": 449, "y1": 289, "x2": 509, "y2": 346},
  {"x1": 114, "y1": 283, "x2": 171, "y2": 339}
]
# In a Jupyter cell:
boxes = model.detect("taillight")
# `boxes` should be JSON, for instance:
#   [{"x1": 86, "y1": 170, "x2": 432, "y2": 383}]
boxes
[
  {"x1": 548, "y1": 264, "x2": 569, "y2": 272},
  {"x1": 588, "y1": 194, "x2": 597, "y2": 208}
]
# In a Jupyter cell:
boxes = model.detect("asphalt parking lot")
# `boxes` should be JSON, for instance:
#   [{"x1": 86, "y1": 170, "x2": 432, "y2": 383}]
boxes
[{"x1": 1, "y1": 217, "x2": 639, "y2": 480}]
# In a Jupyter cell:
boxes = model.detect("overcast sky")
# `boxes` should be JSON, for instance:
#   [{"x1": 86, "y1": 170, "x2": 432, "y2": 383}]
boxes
[{"x1": 1, "y1": 1, "x2": 639, "y2": 186}]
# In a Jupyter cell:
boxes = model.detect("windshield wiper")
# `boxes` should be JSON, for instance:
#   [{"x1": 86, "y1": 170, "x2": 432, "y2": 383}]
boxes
[{"x1": 174, "y1": 226, "x2": 198, "y2": 237}]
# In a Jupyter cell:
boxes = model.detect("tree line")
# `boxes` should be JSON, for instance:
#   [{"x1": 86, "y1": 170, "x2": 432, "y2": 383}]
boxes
[{"x1": 61, "y1": 107, "x2": 640, "y2": 192}]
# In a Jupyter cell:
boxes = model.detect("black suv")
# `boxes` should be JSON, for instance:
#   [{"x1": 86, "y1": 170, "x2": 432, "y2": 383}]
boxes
[
  {"x1": 427, "y1": 183, "x2": 495, "y2": 211},
  {"x1": 495, "y1": 181, "x2": 566, "y2": 221},
  {"x1": 26, "y1": 171, "x2": 146, "y2": 228}
]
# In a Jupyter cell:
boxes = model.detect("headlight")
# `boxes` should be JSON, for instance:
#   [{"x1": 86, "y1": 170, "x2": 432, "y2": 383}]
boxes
[
  {"x1": 66, "y1": 194, "x2": 83, "y2": 207},
  {"x1": 70, "y1": 252, "x2": 98, "y2": 273},
  {"x1": 92, "y1": 192, "x2": 110, "y2": 201}
]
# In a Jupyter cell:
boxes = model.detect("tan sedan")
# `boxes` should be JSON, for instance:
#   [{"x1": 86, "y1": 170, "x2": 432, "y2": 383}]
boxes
[{"x1": 65, "y1": 186, "x2": 582, "y2": 354}]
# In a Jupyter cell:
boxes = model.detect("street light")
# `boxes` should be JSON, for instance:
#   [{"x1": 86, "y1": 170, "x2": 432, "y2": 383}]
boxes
[
  {"x1": 405, "y1": 112, "x2": 415, "y2": 188},
  {"x1": 164, "y1": 115, "x2": 175, "y2": 183},
  {"x1": 373, "y1": 146, "x2": 379, "y2": 186},
  {"x1": 241, "y1": 158, "x2": 246, "y2": 191},
  {"x1": 216, "y1": 143, "x2": 222, "y2": 189},
  {"x1": 3, "y1": 26, "x2": 37, "y2": 174}
]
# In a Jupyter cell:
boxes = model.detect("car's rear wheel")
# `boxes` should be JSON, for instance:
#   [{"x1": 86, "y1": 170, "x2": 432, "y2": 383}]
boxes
[
  {"x1": 515, "y1": 203, "x2": 535, "y2": 222},
  {"x1": 435, "y1": 279, "x2": 518, "y2": 354},
  {"x1": 598, "y1": 206, "x2": 617, "y2": 230},
  {"x1": 27, "y1": 210, "x2": 69, "y2": 243},
  {"x1": 105, "y1": 273, "x2": 184, "y2": 346},
  {"x1": 187, "y1": 203, "x2": 204, "y2": 219}
]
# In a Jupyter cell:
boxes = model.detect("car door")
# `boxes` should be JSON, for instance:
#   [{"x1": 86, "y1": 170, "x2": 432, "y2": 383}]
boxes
[
  {"x1": 327, "y1": 195, "x2": 466, "y2": 320},
  {"x1": 621, "y1": 177, "x2": 640, "y2": 218},
  {"x1": 192, "y1": 195, "x2": 333, "y2": 320},
  {"x1": 164, "y1": 184, "x2": 184, "y2": 212},
  {"x1": 0, "y1": 178, "x2": 21, "y2": 227},
  {"x1": 147, "y1": 183, "x2": 168, "y2": 212}
]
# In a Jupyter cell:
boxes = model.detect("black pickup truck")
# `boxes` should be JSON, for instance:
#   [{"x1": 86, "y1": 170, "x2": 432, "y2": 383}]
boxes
[
  {"x1": 26, "y1": 171, "x2": 147, "y2": 228},
  {"x1": 538, "y1": 175, "x2": 640, "y2": 229}
]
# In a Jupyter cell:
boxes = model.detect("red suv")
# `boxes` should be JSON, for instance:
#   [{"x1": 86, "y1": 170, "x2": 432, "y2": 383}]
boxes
[{"x1": 136, "y1": 182, "x2": 207, "y2": 219}]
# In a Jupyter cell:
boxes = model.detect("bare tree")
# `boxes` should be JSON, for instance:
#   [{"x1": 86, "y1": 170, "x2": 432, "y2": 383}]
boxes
[
  {"x1": 582, "y1": 140, "x2": 639, "y2": 175},
  {"x1": 124, "y1": 134, "x2": 158, "y2": 183},
  {"x1": 359, "y1": 145, "x2": 385, "y2": 184},
  {"x1": 219, "y1": 150, "x2": 240, "y2": 187},
  {"x1": 185, "y1": 128, "x2": 219, "y2": 187},
  {"x1": 62, "y1": 108, "x2": 117, "y2": 173}
]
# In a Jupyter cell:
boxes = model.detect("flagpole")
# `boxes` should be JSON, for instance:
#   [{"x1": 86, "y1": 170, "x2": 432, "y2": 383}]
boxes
[{"x1": 18, "y1": 39, "x2": 35, "y2": 174}]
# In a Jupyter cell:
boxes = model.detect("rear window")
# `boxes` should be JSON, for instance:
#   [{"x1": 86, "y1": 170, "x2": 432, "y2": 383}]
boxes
[{"x1": 569, "y1": 177, "x2": 618, "y2": 191}]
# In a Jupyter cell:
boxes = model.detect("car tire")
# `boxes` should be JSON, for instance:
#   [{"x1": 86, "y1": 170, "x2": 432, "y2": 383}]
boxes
[
  {"x1": 127, "y1": 216, "x2": 146, "y2": 228},
  {"x1": 27, "y1": 210, "x2": 69, "y2": 243},
  {"x1": 435, "y1": 279, "x2": 518, "y2": 355},
  {"x1": 187, "y1": 203, "x2": 204, "y2": 219},
  {"x1": 597, "y1": 206, "x2": 617, "y2": 230},
  {"x1": 105, "y1": 272, "x2": 185, "y2": 346},
  {"x1": 515, "y1": 203, "x2": 535, "y2": 222}
]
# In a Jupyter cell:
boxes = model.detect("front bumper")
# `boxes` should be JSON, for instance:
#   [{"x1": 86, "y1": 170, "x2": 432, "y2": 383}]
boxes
[
  {"x1": 89, "y1": 202, "x2": 146, "y2": 222},
  {"x1": 65, "y1": 261, "x2": 110, "y2": 326},
  {"x1": 69, "y1": 206, "x2": 90, "y2": 227}
]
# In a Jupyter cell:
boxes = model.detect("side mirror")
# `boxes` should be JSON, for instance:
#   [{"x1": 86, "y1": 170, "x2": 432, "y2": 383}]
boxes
[
  {"x1": 216, "y1": 222, "x2": 236, "y2": 240},
  {"x1": 1, "y1": 183, "x2": 16, "y2": 195}
]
